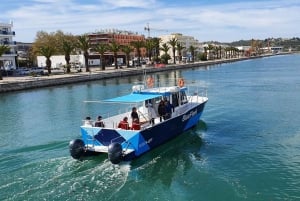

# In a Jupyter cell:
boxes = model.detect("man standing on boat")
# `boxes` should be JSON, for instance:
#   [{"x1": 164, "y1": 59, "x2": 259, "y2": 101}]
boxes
[
  {"x1": 165, "y1": 99, "x2": 174, "y2": 120},
  {"x1": 147, "y1": 103, "x2": 157, "y2": 125},
  {"x1": 158, "y1": 100, "x2": 166, "y2": 122},
  {"x1": 131, "y1": 107, "x2": 139, "y2": 122}
]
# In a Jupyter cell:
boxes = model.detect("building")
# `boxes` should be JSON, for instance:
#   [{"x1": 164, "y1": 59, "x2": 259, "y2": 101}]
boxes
[
  {"x1": 0, "y1": 21, "x2": 17, "y2": 70},
  {"x1": 37, "y1": 54, "x2": 85, "y2": 68},
  {"x1": 159, "y1": 33, "x2": 202, "y2": 63},
  {"x1": 88, "y1": 29, "x2": 147, "y2": 65}
]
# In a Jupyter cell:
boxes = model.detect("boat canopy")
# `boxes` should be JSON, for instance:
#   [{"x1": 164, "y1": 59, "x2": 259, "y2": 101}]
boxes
[{"x1": 103, "y1": 93, "x2": 162, "y2": 103}]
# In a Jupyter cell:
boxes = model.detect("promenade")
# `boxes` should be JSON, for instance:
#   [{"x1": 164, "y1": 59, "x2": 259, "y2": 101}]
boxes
[{"x1": 0, "y1": 55, "x2": 276, "y2": 93}]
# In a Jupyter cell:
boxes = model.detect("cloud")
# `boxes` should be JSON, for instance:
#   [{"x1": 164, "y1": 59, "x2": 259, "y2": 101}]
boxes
[{"x1": 1, "y1": 0, "x2": 299, "y2": 42}]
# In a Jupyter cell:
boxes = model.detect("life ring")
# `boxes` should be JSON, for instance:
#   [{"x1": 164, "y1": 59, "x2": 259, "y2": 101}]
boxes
[
  {"x1": 147, "y1": 77, "x2": 154, "y2": 88},
  {"x1": 178, "y1": 78, "x2": 185, "y2": 87}
]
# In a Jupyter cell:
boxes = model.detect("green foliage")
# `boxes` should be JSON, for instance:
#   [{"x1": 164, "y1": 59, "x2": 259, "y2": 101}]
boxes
[
  {"x1": 160, "y1": 54, "x2": 171, "y2": 64},
  {"x1": 199, "y1": 52, "x2": 207, "y2": 61}
]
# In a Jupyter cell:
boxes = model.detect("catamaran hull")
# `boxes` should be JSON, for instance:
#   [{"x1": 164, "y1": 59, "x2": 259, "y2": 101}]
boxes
[{"x1": 122, "y1": 101, "x2": 206, "y2": 161}]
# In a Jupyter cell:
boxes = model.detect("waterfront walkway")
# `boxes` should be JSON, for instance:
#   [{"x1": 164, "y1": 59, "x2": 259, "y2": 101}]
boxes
[{"x1": 0, "y1": 54, "x2": 282, "y2": 93}]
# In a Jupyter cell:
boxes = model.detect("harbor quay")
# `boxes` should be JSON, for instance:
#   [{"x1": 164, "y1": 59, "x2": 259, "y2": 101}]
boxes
[{"x1": 0, "y1": 54, "x2": 280, "y2": 93}]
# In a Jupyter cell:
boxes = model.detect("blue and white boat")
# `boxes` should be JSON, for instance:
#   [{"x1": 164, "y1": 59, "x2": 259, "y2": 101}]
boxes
[{"x1": 69, "y1": 77, "x2": 208, "y2": 164}]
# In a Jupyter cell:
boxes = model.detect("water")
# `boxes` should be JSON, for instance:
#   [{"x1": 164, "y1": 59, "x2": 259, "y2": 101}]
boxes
[{"x1": 1, "y1": 54, "x2": 300, "y2": 200}]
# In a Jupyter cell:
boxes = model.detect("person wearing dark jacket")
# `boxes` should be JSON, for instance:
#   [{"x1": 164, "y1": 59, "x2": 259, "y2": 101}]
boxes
[{"x1": 158, "y1": 100, "x2": 166, "y2": 122}]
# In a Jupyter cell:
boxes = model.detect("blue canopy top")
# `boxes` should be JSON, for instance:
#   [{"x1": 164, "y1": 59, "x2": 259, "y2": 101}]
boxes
[{"x1": 103, "y1": 93, "x2": 162, "y2": 103}]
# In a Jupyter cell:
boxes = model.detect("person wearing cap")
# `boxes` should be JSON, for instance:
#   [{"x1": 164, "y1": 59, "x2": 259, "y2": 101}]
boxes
[{"x1": 95, "y1": 116, "x2": 105, "y2": 127}]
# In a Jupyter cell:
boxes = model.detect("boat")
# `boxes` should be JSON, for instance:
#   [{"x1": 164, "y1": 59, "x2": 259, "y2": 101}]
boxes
[{"x1": 69, "y1": 77, "x2": 208, "y2": 164}]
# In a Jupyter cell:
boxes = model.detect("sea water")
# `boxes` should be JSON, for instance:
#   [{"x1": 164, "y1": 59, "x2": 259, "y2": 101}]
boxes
[{"x1": 0, "y1": 54, "x2": 300, "y2": 200}]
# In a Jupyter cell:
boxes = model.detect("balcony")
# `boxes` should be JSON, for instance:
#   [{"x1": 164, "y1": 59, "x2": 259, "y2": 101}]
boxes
[
  {"x1": 2, "y1": 50, "x2": 17, "y2": 56},
  {"x1": 0, "y1": 31, "x2": 15, "y2": 36},
  {"x1": 0, "y1": 41, "x2": 17, "y2": 45}
]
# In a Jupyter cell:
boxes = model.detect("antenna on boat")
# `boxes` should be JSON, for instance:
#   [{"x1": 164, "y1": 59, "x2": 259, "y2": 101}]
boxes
[{"x1": 143, "y1": 69, "x2": 147, "y2": 86}]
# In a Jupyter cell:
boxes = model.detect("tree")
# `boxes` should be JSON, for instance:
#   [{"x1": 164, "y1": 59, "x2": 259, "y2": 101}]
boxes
[
  {"x1": 160, "y1": 43, "x2": 170, "y2": 64},
  {"x1": 176, "y1": 43, "x2": 185, "y2": 63},
  {"x1": 122, "y1": 45, "x2": 133, "y2": 67},
  {"x1": 55, "y1": 31, "x2": 77, "y2": 73},
  {"x1": 144, "y1": 39, "x2": 155, "y2": 63},
  {"x1": 0, "y1": 45, "x2": 10, "y2": 80},
  {"x1": 32, "y1": 31, "x2": 57, "y2": 74},
  {"x1": 130, "y1": 40, "x2": 144, "y2": 66},
  {"x1": 109, "y1": 40, "x2": 121, "y2": 69},
  {"x1": 188, "y1": 45, "x2": 196, "y2": 62},
  {"x1": 152, "y1": 37, "x2": 161, "y2": 60},
  {"x1": 94, "y1": 43, "x2": 108, "y2": 70},
  {"x1": 168, "y1": 38, "x2": 178, "y2": 64},
  {"x1": 39, "y1": 45, "x2": 56, "y2": 74},
  {"x1": 77, "y1": 35, "x2": 91, "y2": 72}
]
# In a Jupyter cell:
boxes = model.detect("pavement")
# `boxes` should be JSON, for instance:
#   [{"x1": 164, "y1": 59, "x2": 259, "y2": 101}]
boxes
[{"x1": 0, "y1": 66, "x2": 133, "y2": 84}]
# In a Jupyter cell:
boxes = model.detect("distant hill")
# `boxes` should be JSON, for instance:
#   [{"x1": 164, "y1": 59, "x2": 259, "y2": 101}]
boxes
[
  {"x1": 226, "y1": 37, "x2": 300, "y2": 50},
  {"x1": 202, "y1": 37, "x2": 300, "y2": 51}
]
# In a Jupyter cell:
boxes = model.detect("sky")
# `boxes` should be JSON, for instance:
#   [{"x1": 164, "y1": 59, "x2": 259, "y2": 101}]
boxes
[{"x1": 1, "y1": 0, "x2": 300, "y2": 43}]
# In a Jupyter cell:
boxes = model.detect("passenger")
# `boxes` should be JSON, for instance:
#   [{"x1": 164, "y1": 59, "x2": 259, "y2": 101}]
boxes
[
  {"x1": 165, "y1": 100, "x2": 174, "y2": 120},
  {"x1": 147, "y1": 103, "x2": 157, "y2": 125},
  {"x1": 158, "y1": 100, "x2": 166, "y2": 122},
  {"x1": 94, "y1": 116, "x2": 105, "y2": 127},
  {"x1": 118, "y1": 117, "x2": 130, "y2": 130},
  {"x1": 84, "y1": 116, "x2": 93, "y2": 127},
  {"x1": 131, "y1": 107, "x2": 139, "y2": 122},
  {"x1": 131, "y1": 118, "x2": 141, "y2": 130}
]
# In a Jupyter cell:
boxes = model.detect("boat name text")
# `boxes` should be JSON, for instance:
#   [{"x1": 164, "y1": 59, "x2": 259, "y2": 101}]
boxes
[{"x1": 182, "y1": 110, "x2": 197, "y2": 122}]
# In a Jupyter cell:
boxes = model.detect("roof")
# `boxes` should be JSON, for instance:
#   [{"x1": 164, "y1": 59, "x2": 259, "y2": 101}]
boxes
[{"x1": 103, "y1": 93, "x2": 162, "y2": 103}]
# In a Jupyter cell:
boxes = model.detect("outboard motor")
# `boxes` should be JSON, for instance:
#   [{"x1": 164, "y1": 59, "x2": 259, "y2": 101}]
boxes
[
  {"x1": 69, "y1": 139, "x2": 85, "y2": 159},
  {"x1": 108, "y1": 142, "x2": 123, "y2": 164}
]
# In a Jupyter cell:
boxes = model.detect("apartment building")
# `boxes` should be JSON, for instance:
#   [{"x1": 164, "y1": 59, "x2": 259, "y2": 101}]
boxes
[
  {"x1": 88, "y1": 29, "x2": 147, "y2": 65},
  {"x1": 159, "y1": 33, "x2": 202, "y2": 62},
  {"x1": 0, "y1": 21, "x2": 17, "y2": 70}
]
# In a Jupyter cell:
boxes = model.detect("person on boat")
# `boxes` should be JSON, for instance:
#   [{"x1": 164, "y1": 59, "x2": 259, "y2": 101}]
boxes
[
  {"x1": 131, "y1": 118, "x2": 141, "y2": 130},
  {"x1": 165, "y1": 100, "x2": 174, "y2": 120},
  {"x1": 146, "y1": 103, "x2": 157, "y2": 125},
  {"x1": 94, "y1": 116, "x2": 105, "y2": 127},
  {"x1": 131, "y1": 107, "x2": 139, "y2": 122},
  {"x1": 118, "y1": 117, "x2": 130, "y2": 130},
  {"x1": 84, "y1": 116, "x2": 93, "y2": 127},
  {"x1": 158, "y1": 100, "x2": 166, "y2": 122}
]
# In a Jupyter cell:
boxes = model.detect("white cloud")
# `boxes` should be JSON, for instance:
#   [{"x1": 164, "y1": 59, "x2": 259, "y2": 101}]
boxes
[{"x1": 1, "y1": 0, "x2": 299, "y2": 42}]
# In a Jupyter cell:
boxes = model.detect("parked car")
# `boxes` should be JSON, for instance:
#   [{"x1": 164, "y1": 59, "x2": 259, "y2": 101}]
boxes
[{"x1": 30, "y1": 67, "x2": 44, "y2": 75}]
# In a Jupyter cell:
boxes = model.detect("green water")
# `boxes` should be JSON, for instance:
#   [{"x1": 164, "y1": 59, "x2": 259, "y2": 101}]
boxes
[{"x1": 1, "y1": 54, "x2": 300, "y2": 200}]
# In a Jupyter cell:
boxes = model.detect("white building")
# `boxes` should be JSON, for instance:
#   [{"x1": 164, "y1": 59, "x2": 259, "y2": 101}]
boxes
[
  {"x1": 37, "y1": 54, "x2": 85, "y2": 68},
  {"x1": 159, "y1": 33, "x2": 202, "y2": 63},
  {"x1": 0, "y1": 21, "x2": 17, "y2": 70}
]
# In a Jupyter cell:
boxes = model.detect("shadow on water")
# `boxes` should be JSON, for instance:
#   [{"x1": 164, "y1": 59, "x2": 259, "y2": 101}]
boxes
[{"x1": 126, "y1": 120, "x2": 207, "y2": 181}]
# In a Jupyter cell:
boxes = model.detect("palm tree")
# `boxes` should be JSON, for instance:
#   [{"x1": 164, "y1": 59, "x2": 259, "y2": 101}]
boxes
[
  {"x1": 109, "y1": 40, "x2": 121, "y2": 69},
  {"x1": 77, "y1": 35, "x2": 91, "y2": 72},
  {"x1": 144, "y1": 39, "x2": 155, "y2": 63},
  {"x1": 207, "y1": 44, "x2": 215, "y2": 60},
  {"x1": 188, "y1": 45, "x2": 196, "y2": 62},
  {"x1": 0, "y1": 45, "x2": 10, "y2": 80},
  {"x1": 160, "y1": 43, "x2": 170, "y2": 64},
  {"x1": 39, "y1": 45, "x2": 56, "y2": 74},
  {"x1": 168, "y1": 38, "x2": 178, "y2": 64},
  {"x1": 122, "y1": 45, "x2": 133, "y2": 68},
  {"x1": 130, "y1": 40, "x2": 144, "y2": 67},
  {"x1": 152, "y1": 37, "x2": 161, "y2": 63},
  {"x1": 62, "y1": 40, "x2": 75, "y2": 73},
  {"x1": 176, "y1": 43, "x2": 185, "y2": 63},
  {"x1": 94, "y1": 43, "x2": 108, "y2": 70}
]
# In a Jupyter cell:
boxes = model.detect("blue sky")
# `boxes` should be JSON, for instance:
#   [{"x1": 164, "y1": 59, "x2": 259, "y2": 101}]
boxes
[{"x1": 1, "y1": 0, "x2": 299, "y2": 43}]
